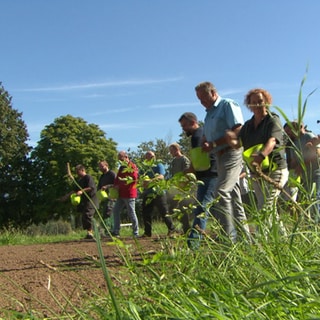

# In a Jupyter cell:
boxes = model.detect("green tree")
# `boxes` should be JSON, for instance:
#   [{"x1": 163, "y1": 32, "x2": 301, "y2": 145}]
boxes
[
  {"x1": 177, "y1": 131, "x2": 192, "y2": 157},
  {"x1": 31, "y1": 115, "x2": 118, "y2": 222},
  {"x1": 0, "y1": 83, "x2": 33, "y2": 227}
]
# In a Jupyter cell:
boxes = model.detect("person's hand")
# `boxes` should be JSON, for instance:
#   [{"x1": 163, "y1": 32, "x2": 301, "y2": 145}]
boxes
[
  {"x1": 142, "y1": 176, "x2": 151, "y2": 188},
  {"x1": 251, "y1": 152, "x2": 264, "y2": 170},
  {"x1": 202, "y1": 142, "x2": 212, "y2": 152},
  {"x1": 225, "y1": 130, "x2": 238, "y2": 148}
]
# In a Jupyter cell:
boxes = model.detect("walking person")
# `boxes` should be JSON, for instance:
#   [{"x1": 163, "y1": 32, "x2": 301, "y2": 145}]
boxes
[
  {"x1": 178, "y1": 112, "x2": 218, "y2": 247},
  {"x1": 111, "y1": 151, "x2": 139, "y2": 237},
  {"x1": 225, "y1": 88, "x2": 288, "y2": 235},
  {"x1": 61, "y1": 164, "x2": 98, "y2": 240},
  {"x1": 284, "y1": 121, "x2": 320, "y2": 222},
  {"x1": 168, "y1": 143, "x2": 191, "y2": 178},
  {"x1": 168, "y1": 142, "x2": 191, "y2": 234},
  {"x1": 97, "y1": 160, "x2": 116, "y2": 232},
  {"x1": 140, "y1": 151, "x2": 176, "y2": 238},
  {"x1": 195, "y1": 81, "x2": 250, "y2": 243}
]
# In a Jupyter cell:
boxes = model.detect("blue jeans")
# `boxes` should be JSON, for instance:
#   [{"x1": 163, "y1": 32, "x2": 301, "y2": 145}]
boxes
[
  {"x1": 213, "y1": 149, "x2": 250, "y2": 243},
  {"x1": 112, "y1": 198, "x2": 139, "y2": 236},
  {"x1": 187, "y1": 175, "x2": 218, "y2": 248}
]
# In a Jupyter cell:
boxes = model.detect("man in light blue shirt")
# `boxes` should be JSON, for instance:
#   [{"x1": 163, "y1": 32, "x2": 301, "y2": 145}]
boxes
[{"x1": 195, "y1": 81, "x2": 250, "y2": 243}]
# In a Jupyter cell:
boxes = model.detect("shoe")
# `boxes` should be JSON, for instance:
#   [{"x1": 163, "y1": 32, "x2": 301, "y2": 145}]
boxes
[
  {"x1": 111, "y1": 232, "x2": 120, "y2": 238},
  {"x1": 167, "y1": 229, "x2": 178, "y2": 238},
  {"x1": 84, "y1": 233, "x2": 94, "y2": 240},
  {"x1": 140, "y1": 233, "x2": 151, "y2": 238}
]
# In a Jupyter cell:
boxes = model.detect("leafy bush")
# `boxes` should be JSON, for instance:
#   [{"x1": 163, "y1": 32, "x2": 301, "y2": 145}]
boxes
[{"x1": 25, "y1": 219, "x2": 72, "y2": 236}]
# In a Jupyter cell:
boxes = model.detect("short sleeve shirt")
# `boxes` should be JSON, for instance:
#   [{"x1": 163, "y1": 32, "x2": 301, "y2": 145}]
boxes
[
  {"x1": 75, "y1": 174, "x2": 98, "y2": 210},
  {"x1": 239, "y1": 112, "x2": 287, "y2": 170},
  {"x1": 203, "y1": 96, "x2": 244, "y2": 152},
  {"x1": 169, "y1": 155, "x2": 190, "y2": 176}
]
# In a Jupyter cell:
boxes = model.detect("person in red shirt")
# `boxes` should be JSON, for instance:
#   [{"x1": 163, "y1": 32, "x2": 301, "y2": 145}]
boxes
[{"x1": 110, "y1": 151, "x2": 139, "y2": 237}]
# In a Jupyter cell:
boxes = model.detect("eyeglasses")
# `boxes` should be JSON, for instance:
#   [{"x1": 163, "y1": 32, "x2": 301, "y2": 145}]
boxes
[{"x1": 248, "y1": 103, "x2": 269, "y2": 108}]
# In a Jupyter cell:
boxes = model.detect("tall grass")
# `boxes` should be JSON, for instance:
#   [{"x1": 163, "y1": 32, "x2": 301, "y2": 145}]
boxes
[
  {"x1": 83, "y1": 220, "x2": 320, "y2": 319},
  {"x1": 2, "y1": 220, "x2": 320, "y2": 319}
]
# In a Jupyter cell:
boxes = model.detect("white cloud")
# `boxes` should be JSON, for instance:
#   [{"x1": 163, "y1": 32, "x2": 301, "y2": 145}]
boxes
[
  {"x1": 149, "y1": 102, "x2": 198, "y2": 109},
  {"x1": 16, "y1": 77, "x2": 184, "y2": 92},
  {"x1": 89, "y1": 106, "x2": 140, "y2": 116}
]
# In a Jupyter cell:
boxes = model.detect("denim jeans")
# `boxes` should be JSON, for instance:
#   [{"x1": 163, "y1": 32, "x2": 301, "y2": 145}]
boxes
[
  {"x1": 212, "y1": 148, "x2": 250, "y2": 243},
  {"x1": 112, "y1": 198, "x2": 139, "y2": 236},
  {"x1": 187, "y1": 175, "x2": 217, "y2": 248}
]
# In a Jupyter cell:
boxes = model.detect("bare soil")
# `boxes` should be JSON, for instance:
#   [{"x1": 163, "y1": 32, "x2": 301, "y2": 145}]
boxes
[{"x1": 0, "y1": 236, "x2": 162, "y2": 318}]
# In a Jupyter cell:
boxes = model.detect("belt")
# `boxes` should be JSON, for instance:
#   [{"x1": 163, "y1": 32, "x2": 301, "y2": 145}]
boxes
[{"x1": 217, "y1": 147, "x2": 231, "y2": 156}]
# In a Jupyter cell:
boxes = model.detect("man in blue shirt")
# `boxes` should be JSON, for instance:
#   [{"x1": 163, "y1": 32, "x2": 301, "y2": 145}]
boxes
[{"x1": 195, "y1": 81, "x2": 250, "y2": 243}]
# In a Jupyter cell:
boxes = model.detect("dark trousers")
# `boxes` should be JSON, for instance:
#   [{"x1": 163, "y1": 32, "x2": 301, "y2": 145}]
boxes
[
  {"x1": 142, "y1": 193, "x2": 175, "y2": 236},
  {"x1": 81, "y1": 207, "x2": 95, "y2": 231}
]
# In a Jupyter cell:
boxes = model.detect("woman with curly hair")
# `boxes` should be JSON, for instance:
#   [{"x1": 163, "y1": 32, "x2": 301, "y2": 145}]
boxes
[{"x1": 225, "y1": 88, "x2": 288, "y2": 235}]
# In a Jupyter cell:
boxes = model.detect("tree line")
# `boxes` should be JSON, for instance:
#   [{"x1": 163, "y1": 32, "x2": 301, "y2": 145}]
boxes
[{"x1": 0, "y1": 83, "x2": 190, "y2": 227}]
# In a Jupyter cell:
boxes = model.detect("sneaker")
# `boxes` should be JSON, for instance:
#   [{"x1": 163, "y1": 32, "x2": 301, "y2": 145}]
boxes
[
  {"x1": 84, "y1": 233, "x2": 94, "y2": 240},
  {"x1": 111, "y1": 232, "x2": 120, "y2": 238}
]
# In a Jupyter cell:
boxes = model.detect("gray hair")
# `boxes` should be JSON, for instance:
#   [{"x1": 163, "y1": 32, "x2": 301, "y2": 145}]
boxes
[{"x1": 195, "y1": 81, "x2": 217, "y2": 93}]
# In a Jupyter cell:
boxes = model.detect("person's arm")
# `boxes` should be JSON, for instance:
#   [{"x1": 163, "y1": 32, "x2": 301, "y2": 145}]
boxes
[
  {"x1": 59, "y1": 190, "x2": 75, "y2": 202},
  {"x1": 183, "y1": 156, "x2": 191, "y2": 173},
  {"x1": 304, "y1": 141, "x2": 320, "y2": 163},
  {"x1": 77, "y1": 187, "x2": 92, "y2": 195},
  {"x1": 225, "y1": 129, "x2": 241, "y2": 149},
  {"x1": 311, "y1": 134, "x2": 320, "y2": 147},
  {"x1": 251, "y1": 137, "x2": 276, "y2": 166},
  {"x1": 152, "y1": 162, "x2": 165, "y2": 180}
]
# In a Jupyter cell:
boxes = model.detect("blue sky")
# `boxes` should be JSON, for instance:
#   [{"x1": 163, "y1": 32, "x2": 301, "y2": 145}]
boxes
[{"x1": 2, "y1": 1, "x2": 320, "y2": 151}]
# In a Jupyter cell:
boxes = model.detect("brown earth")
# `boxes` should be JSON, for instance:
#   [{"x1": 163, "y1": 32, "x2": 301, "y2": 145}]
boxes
[{"x1": 0, "y1": 236, "x2": 164, "y2": 318}]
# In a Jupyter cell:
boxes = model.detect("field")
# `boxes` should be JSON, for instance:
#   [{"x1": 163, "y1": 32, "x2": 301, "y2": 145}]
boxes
[
  {"x1": 1, "y1": 222, "x2": 320, "y2": 319},
  {"x1": 0, "y1": 236, "x2": 162, "y2": 318}
]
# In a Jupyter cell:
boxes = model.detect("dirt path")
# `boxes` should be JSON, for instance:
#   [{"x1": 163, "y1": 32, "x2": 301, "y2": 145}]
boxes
[{"x1": 0, "y1": 237, "x2": 161, "y2": 318}]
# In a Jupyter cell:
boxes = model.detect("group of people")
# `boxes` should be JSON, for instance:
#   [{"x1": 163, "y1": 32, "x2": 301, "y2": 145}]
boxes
[
  {"x1": 180, "y1": 82, "x2": 319, "y2": 244},
  {"x1": 62, "y1": 150, "x2": 178, "y2": 240},
  {"x1": 62, "y1": 81, "x2": 320, "y2": 245}
]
